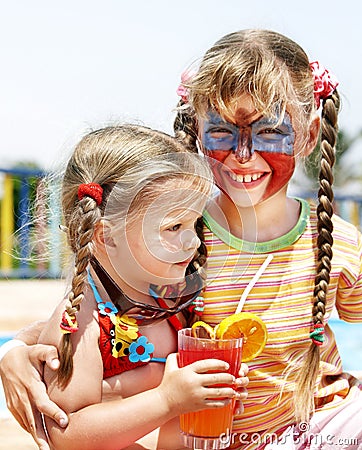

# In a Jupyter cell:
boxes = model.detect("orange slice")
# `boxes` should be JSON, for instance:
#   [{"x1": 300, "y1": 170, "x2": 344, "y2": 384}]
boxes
[
  {"x1": 215, "y1": 312, "x2": 268, "y2": 362},
  {"x1": 191, "y1": 321, "x2": 216, "y2": 339}
]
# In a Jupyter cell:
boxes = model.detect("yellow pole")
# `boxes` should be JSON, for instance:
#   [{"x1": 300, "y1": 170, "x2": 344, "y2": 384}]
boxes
[
  {"x1": 351, "y1": 201, "x2": 360, "y2": 229},
  {"x1": 1, "y1": 174, "x2": 14, "y2": 271}
]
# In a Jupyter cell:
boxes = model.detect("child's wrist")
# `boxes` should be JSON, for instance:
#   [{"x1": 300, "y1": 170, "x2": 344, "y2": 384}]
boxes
[
  {"x1": 155, "y1": 385, "x2": 177, "y2": 419},
  {"x1": 0, "y1": 339, "x2": 26, "y2": 362}
]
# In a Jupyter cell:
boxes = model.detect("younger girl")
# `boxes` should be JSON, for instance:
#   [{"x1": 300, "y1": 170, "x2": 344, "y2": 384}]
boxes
[
  {"x1": 174, "y1": 29, "x2": 362, "y2": 448},
  {"x1": 27, "y1": 124, "x2": 244, "y2": 450}
]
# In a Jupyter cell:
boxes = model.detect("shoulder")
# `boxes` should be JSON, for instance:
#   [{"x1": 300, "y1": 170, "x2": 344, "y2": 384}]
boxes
[
  {"x1": 38, "y1": 290, "x2": 99, "y2": 349},
  {"x1": 307, "y1": 200, "x2": 361, "y2": 247},
  {"x1": 332, "y1": 213, "x2": 362, "y2": 254}
]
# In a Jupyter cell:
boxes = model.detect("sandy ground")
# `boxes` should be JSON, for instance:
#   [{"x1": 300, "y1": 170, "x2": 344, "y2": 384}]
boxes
[{"x1": 0, "y1": 278, "x2": 67, "y2": 450}]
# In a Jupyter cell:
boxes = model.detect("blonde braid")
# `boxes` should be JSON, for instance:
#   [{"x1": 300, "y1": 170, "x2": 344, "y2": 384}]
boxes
[
  {"x1": 58, "y1": 195, "x2": 101, "y2": 387},
  {"x1": 295, "y1": 89, "x2": 340, "y2": 423}
]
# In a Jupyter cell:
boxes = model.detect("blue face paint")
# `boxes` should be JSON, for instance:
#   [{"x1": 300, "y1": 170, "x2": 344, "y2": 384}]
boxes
[{"x1": 201, "y1": 111, "x2": 295, "y2": 156}]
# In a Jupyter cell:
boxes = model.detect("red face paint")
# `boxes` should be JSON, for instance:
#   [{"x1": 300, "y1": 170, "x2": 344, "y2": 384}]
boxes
[{"x1": 259, "y1": 152, "x2": 295, "y2": 200}]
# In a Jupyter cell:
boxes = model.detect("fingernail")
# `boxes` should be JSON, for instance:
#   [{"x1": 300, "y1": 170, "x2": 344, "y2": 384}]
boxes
[
  {"x1": 59, "y1": 416, "x2": 68, "y2": 427},
  {"x1": 51, "y1": 359, "x2": 60, "y2": 370}
]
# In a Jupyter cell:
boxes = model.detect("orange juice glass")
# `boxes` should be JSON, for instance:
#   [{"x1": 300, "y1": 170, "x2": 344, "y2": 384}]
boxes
[{"x1": 178, "y1": 328, "x2": 243, "y2": 450}]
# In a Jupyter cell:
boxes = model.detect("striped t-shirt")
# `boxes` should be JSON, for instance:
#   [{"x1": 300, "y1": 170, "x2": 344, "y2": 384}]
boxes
[{"x1": 201, "y1": 198, "x2": 362, "y2": 436}]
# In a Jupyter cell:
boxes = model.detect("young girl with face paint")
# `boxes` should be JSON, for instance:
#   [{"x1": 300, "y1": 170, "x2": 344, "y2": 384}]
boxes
[
  {"x1": 174, "y1": 29, "x2": 362, "y2": 449},
  {"x1": 0, "y1": 124, "x2": 249, "y2": 450}
]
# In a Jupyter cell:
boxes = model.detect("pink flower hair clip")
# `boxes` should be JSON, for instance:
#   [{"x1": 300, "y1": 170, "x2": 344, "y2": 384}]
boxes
[
  {"x1": 310, "y1": 61, "x2": 339, "y2": 109},
  {"x1": 176, "y1": 68, "x2": 197, "y2": 103}
]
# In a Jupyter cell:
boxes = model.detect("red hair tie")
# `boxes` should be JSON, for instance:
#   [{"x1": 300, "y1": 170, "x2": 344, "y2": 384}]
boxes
[
  {"x1": 78, "y1": 183, "x2": 103, "y2": 206},
  {"x1": 310, "y1": 61, "x2": 339, "y2": 109}
]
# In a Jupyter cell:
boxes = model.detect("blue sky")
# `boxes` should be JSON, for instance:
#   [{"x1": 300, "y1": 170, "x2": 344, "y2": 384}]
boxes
[{"x1": 1, "y1": 0, "x2": 361, "y2": 170}]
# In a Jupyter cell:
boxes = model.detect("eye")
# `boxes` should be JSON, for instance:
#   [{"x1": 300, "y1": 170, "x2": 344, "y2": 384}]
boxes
[
  {"x1": 258, "y1": 128, "x2": 283, "y2": 136},
  {"x1": 208, "y1": 127, "x2": 233, "y2": 139},
  {"x1": 166, "y1": 223, "x2": 181, "y2": 232}
]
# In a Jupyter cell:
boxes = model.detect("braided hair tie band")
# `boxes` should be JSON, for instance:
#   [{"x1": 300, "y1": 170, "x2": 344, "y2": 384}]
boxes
[
  {"x1": 60, "y1": 311, "x2": 79, "y2": 334},
  {"x1": 310, "y1": 61, "x2": 339, "y2": 109},
  {"x1": 310, "y1": 323, "x2": 325, "y2": 346},
  {"x1": 78, "y1": 182, "x2": 103, "y2": 206}
]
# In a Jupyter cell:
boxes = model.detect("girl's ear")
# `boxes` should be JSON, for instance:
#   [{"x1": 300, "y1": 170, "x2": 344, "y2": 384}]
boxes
[
  {"x1": 304, "y1": 115, "x2": 321, "y2": 157},
  {"x1": 94, "y1": 220, "x2": 117, "y2": 252}
]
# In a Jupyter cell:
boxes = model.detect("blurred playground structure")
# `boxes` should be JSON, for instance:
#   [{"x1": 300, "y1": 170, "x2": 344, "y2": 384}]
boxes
[
  {"x1": 0, "y1": 167, "x2": 64, "y2": 279},
  {"x1": 1, "y1": 167, "x2": 362, "y2": 279}
]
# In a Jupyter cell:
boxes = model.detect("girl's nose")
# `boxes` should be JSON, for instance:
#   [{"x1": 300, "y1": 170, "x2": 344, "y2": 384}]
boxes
[
  {"x1": 234, "y1": 128, "x2": 254, "y2": 163},
  {"x1": 180, "y1": 229, "x2": 201, "y2": 251}
]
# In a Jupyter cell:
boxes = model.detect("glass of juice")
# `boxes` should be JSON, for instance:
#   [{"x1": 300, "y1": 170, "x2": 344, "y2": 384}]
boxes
[{"x1": 178, "y1": 327, "x2": 243, "y2": 450}]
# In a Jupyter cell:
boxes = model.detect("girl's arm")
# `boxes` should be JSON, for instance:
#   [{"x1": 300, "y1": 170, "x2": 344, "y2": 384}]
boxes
[
  {"x1": 41, "y1": 303, "x2": 238, "y2": 450},
  {"x1": 15, "y1": 320, "x2": 48, "y2": 344},
  {"x1": 0, "y1": 321, "x2": 68, "y2": 450},
  {"x1": 46, "y1": 354, "x2": 236, "y2": 450}
]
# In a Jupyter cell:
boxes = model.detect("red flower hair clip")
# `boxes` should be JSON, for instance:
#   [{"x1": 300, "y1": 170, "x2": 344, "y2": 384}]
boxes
[
  {"x1": 310, "y1": 61, "x2": 339, "y2": 109},
  {"x1": 78, "y1": 183, "x2": 103, "y2": 206}
]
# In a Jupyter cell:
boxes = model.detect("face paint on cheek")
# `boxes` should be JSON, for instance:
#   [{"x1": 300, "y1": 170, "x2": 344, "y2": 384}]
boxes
[
  {"x1": 260, "y1": 152, "x2": 295, "y2": 200},
  {"x1": 203, "y1": 148, "x2": 230, "y2": 163},
  {"x1": 201, "y1": 152, "x2": 227, "y2": 190}
]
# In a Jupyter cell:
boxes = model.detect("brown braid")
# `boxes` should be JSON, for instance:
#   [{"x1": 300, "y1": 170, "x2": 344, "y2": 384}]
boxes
[
  {"x1": 193, "y1": 216, "x2": 208, "y2": 270},
  {"x1": 174, "y1": 100, "x2": 199, "y2": 153},
  {"x1": 295, "y1": 89, "x2": 340, "y2": 423},
  {"x1": 183, "y1": 217, "x2": 208, "y2": 326},
  {"x1": 314, "y1": 90, "x2": 340, "y2": 323},
  {"x1": 58, "y1": 196, "x2": 101, "y2": 387}
]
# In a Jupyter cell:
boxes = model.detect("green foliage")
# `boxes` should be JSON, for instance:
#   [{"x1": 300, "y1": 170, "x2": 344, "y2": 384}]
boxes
[{"x1": 304, "y1": 129, "x2": 362, "y2": 189}]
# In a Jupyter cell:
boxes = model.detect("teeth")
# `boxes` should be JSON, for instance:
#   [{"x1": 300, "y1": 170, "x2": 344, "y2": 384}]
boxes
[{"x1": 229, "y1": 172, "x2": 262, "y2": 183}]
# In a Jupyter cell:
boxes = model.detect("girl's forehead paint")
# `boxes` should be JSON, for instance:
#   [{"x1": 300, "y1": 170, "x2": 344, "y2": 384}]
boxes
[
  {"x1": 233, "y1": 108, "x2": 261, "y2": 126},
  {"x1": 201, "y1": 110, "x2": 295, "y2": 156}
]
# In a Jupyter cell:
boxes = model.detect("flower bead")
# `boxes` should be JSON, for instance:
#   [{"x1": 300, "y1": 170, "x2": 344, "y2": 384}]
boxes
[
  {"x1": 98, "y1": 301, "x2": 118, "y2": 316},
  {"x1": 129, "y1": 336, "x2": 155, "y2": 363},
  {"x1": 111, "y1": 314, "x2": 139, "y2": 358}
]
